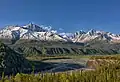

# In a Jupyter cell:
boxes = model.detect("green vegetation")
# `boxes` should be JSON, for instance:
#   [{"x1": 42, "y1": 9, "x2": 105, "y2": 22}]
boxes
[
  {"x1": 41, "y1": 46, "x2": 46, "y2": 56},
  {"x1": 0, "y1": 41, "x2": 32, "y2": 75},
  {"x1": 0, "y1": 55, "x2": 120, "y2": 82}
]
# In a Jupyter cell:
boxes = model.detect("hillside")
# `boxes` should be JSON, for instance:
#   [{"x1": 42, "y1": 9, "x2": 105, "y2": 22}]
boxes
[{"x1": 0, "y1": 41, "x2": 31, "y2": 75}]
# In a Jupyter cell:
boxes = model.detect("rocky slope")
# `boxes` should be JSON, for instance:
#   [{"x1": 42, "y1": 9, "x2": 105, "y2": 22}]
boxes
[{"x1": 7, "y1": 40, "x2": 119, "y2": 57}]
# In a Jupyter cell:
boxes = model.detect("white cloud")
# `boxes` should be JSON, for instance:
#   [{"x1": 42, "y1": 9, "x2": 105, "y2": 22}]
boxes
[
  {"x1": 51, "y1": 30, "x2": 57, "y2": 33},
  {"x1": 59, "y1": 28, "x2": 64, "y2": 31}
]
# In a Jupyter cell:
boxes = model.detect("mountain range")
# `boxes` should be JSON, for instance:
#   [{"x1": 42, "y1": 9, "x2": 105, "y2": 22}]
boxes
[
  {"x1": 0, "y1": 23, "x2": 120, "y2": 43},
  {"x1": 0, "y1": 23, "x2": 120, "y2": 75}
]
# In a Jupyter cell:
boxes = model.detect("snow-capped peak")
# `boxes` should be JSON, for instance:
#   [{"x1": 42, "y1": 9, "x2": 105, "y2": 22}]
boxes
[
  {"x1": 0, "y1": 23, "x2": 67, "y2": 42},
  {"x1": 22, "y1": 23, "x2": 48, "y2": 32},
  {"x1": 75, "y1": 30, "x2": 86, "y2": 35},
  {"x1": 86, "y1": 29, "x2": 97, "y2": 35},
  {"x1": 72, "y1": 29, "x2": 120, "y2": 42},
  {"x1": 59, "y1": 33, "x2": 74, "y2": 39}
]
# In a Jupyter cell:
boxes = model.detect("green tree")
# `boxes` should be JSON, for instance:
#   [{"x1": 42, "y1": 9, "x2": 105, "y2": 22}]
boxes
[{"x1": 41, "y1": 46, "x2": 46, "y2": 56}]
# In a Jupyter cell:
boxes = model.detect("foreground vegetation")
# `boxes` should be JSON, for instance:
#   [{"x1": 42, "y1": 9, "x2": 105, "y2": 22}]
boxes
[{"x1": 0, "y1": 55, "x2": 120, "y2": 82}]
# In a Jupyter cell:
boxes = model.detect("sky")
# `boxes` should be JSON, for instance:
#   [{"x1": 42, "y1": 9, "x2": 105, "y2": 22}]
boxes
[{"x1": 0, "y1": 0, "x2": 120, "y2": 34}]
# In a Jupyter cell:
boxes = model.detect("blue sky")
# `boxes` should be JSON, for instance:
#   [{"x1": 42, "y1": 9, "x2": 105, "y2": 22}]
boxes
[{"x1": 0, "y1": 0, "x2": 120, "y2": 33}]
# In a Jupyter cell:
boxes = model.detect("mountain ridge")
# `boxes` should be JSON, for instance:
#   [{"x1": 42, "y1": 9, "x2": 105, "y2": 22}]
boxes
[{"x1": 0, "y1": 23, "x2": 120, "y2": 43}]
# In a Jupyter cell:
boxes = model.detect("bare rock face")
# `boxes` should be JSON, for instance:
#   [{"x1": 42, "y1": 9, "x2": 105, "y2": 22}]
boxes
[{"x1": 0, "y1": 41, "x2": 31, "y2": 75}]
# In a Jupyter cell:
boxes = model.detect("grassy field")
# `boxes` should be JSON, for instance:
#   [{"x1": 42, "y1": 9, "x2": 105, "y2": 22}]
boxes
[{"x1": 26, "y1": 55, "x2": 92, "y2": 61}]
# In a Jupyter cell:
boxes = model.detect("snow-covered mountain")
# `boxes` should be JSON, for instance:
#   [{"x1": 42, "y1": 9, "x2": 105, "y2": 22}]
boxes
[
  {"x1": 0, "y1": 23, "x2": 67, "y2": 42},
  {"x1": 0, "y1": 23, "x2": 120, "y2": 43},
  {"x1": 60, "y1": 29, "x2": 120, "y2": 43}
]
